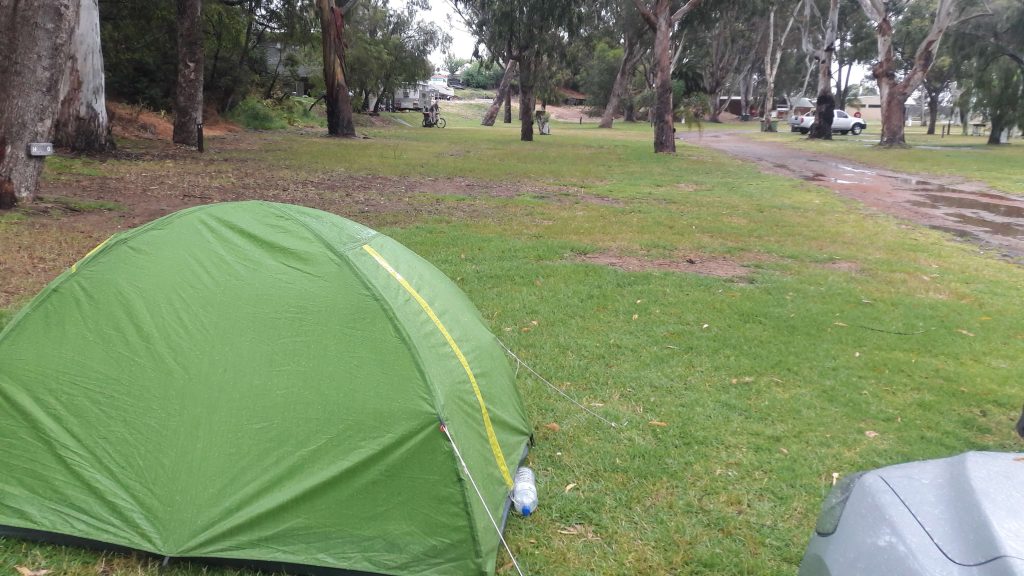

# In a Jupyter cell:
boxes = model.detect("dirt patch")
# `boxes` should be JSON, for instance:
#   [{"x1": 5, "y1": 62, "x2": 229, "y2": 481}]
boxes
[
  {"x1": 822, "y1": 260, "x2": 861, "y2": 273},
  {"x1": 576, "y1": 251, "x2": 753, "y2": 279},
  {"x1": 108, "y1": 101, "x2": 241, "y2": 142}
]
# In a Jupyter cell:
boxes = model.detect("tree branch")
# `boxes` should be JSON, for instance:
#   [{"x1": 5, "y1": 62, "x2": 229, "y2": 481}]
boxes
[
  {"x1": 671, "y1": 0, "x2": 703, "y2": 23},
  {"x1": 631, "y1": 0, "x2": 657, "y2": 30}
]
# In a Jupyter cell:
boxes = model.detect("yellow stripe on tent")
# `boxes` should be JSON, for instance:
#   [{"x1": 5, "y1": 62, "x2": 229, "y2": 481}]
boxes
[
  {"x1": 71, "y1": 237, "x2": 111, "y2": 273},
  {"x1": 362, "y1": 244, "x2": 514, "y2": 489}
]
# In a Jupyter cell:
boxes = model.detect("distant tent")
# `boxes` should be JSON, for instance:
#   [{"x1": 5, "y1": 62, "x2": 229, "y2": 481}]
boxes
[{"x1": 0, "y1": 202, "x2": 532, "y2": 576}]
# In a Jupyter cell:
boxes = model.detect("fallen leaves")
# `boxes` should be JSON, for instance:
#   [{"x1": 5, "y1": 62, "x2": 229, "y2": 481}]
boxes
[
  {"x1": 865, "y1": 430, "x2": 879, "y2": 439},
  {"x1": 543, "y1": 422, "x2": 560, "y2": 432},
  {"x1": 564, "y1": 483, "x2": 577, "y2": 493},
  {"x1": 648, "y1": 420, "x2": 668, "y2": 427},
  {"x1": 16, "y1": 567, "x2": 51, "y2": 576},
  {"x1": 957, "y1": 329, "x2": 975, "y2": 337}
]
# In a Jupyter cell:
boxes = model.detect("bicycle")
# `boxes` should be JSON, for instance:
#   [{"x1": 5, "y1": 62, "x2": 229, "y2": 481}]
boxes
[{"x1": 422, "y1": 115, "x2": 446, "y2": 128}]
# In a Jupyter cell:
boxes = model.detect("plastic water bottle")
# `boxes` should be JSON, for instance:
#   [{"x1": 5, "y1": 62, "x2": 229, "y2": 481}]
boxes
[{"x1": 512, "y1": 467, "x2": 538, "y2": 516}]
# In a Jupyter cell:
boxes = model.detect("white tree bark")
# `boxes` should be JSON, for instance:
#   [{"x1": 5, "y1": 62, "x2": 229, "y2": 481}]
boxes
[
  {"x1": 762, "y1": 3, "x2": 798, "y2": 132},
  {"x1": 55, "y1": 0, "x2": 113, "y2": 152}
]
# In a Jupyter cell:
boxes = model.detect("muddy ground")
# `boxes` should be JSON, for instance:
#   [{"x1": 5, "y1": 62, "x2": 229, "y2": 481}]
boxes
[{"x1": 679, "y1": 130, "x2": 1024, "y2": 264}]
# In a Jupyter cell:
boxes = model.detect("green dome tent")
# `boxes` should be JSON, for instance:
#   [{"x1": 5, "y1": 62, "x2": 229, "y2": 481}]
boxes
[{"x1": 0, "y1": 201, "x2": 532, "y2": 576}]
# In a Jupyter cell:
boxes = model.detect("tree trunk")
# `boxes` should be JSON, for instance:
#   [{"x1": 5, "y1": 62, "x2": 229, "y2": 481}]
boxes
[
  {"x1": 599, "y1": 34, "x2": 642, "y2": 129},
  {"x1": 624, "y1": 98, "x2": 637, "y2": 122},
  {"x1": 173, "y1": 0, "x2": 203, "y2": 147},
  {"x1": 926, "y1": 90, "x2": 939, "y2": 135},
  {"x1": 634, "y1": 0, "x2": 701, "y2": 151},
  {"x1": 482, "y1": 60, "x2": 517, "y2": 126},
  {"x1": 317, "y1": 0, "x2": 356, "y2": 137},
  {"x1": 519, "y1": 53, "x2": 536, "y2": 142},
  {"x1": 809, "y1": 92, "x2": 836, "y2": 139},
  {"x1": 809, "y1": 0, "x2": 838, "y2": 140},
  {"x1": 987, "y1": 121, "x2": 1003, "y2": 145},
  {"x1": 877, "y1": 77, "x2": 907, "y2": 146},
  {"x1": 503, "y1": 88, "x2": 513, "y2": 124},
  {"x1": 54, "y1": 0, "x2": 113, "y2": 152},
  {"x1": 0, "y1": 0, "x2": 80, "y2": 207},
  {"x1": 651, "y1": 1, "x2": 676, "y2": 152}
]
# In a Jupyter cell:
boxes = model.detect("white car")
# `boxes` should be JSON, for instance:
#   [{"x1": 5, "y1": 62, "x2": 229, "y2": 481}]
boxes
[{"x1": 791, "y1": 110, "x2": 866, "y2": 135}]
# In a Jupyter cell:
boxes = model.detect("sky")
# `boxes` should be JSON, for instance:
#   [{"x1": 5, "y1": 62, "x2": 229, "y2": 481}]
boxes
[{"x1": 408, "y1": 1, "x2": 478, "y2": 66}]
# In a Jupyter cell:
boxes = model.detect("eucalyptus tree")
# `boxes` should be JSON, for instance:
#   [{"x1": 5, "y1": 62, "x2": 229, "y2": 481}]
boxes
[
  {"x1": 949, "y1": 0, "x2": 1024, "y2": 142},
  {"x1": 174, "y1": 0, "x2": 204, "y2": 146},
  {"x1": 0, "y1": 0, "x2": 79, "y2": 207},
  {"x1": 857, "y1": 0, "x2": 966, "y2": 146},
  {"x1": 443, "y1": 53, "x2": 469, "y2": 75},
  {"x1": 631, "y1": 0, "x2": 704, "y2": 152},
  {"x1": 798, "y1": 0, "x2": 840, "y2": 139},
  {"x1": 54, "y1": 0, "x2": 114, "y2": 152},
  {"x1": 453, "y1": 0, "x2": 578, "y2": 141},
  {"x1": 347, "y1": 0, "x2": 448, "y2": 113},
  {"x1": 762, "y1": 0, "x2": 801, "y2": 131},
  {"x1": 974, "y1": 58, "x2": 1023, "y2": 144},
  {"x1": 695, "y1": 6, "x2": 743, "y2": 123},
  {"x1": 833, "y1": 0, "x2": 874, "y2": 108},
  {"x1": 480, "y1": 61, "x2": 517, "y2": 126},
  {"x1": 596, "y1": 0, "x2": 652, "y2": 128},
  {"x1": 316, "y1": 0, "x2": 360, "y2": 137}
]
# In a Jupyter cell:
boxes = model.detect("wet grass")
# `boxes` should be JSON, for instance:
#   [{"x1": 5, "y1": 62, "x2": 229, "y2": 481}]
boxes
[
  {"x1": 1, "y1": 117, "x2": 1023, "y2": 576},
  {"x1": 755, "y1": 126, "x2": 1024, "y2": 195}
]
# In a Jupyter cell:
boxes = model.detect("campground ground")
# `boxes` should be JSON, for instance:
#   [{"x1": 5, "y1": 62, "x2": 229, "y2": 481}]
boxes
[{"x1": 2, "y1": 104, "x2": 1023, "y2": 575}]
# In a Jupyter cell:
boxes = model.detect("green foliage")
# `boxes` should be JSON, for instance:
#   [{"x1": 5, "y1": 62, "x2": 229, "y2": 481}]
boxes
[
  {"x1": 100, "y1": 1, "x2": 177, "y2": 108},
  {"x1": 346, "y1": 0, "x2": 448, "y2": 109},
  {"x1": 579, "y1": 41, "x2": 624, "y2": 110},
  {"x1": 975, "y1": 58, "x2": 1024, "y2": 139},
  {"x1": 443, "y1": 53, "x2": 469, "y2": 75},
  {"x1": 226, "y1": 97, "x2": 289, "y2": 130},
  {"x1": 461, "y1": 61, "x2": 506, "y2": 89},
  {"x1": 100, "y1": 0, "x2": 319, "y2": 112}
]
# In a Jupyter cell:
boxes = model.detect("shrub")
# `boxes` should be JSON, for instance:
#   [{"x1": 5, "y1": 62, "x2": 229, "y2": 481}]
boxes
[{"x1": 226, "y1": 97, "x2": 288, "y2": 130}]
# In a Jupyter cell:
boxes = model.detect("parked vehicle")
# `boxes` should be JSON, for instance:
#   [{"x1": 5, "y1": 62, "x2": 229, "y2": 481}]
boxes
[
  {"x1": 791, "y1": 109, "x2": 866, "y2": 135},
  {"x1": 799, "y1": 451, "x2": 1024, "y2": 576}
]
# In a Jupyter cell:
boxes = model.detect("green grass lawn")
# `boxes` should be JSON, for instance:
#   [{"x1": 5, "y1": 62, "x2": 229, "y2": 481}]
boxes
[
  {"x1": 753, "y1": 125, "x2": 1024, "y2": 195},
  {"x1": 2, "y1": 117, "x2": 1023, "y2": 576}
]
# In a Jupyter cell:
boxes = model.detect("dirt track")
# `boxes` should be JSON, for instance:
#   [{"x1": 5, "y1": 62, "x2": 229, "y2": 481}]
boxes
[{"x1": 679, "y1": 130, "x2": 1024, "y2": 263}]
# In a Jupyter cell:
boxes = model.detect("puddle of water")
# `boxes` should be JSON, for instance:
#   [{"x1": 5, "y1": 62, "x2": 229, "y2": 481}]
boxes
[
  {"x1": 917, "y1": 193, "x2": 1024, "y2": 219},
  {"x1": 835, "y1": 179, "x2": 856, "y2": 184},
  {"x1": 837, "y1": 165, "x2": 876, "y2": 175},
  {"x1": 910, "y1": 193, "x2": 1024, "y2": 239}
]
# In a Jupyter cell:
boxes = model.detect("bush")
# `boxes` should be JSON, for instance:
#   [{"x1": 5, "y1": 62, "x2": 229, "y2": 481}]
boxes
[
  {"x1": 226, "y1": 97, "x2": 287, "y2": 130},
  {"x1": 226, "y1": 96, "x2": 325, "y2": 130}
]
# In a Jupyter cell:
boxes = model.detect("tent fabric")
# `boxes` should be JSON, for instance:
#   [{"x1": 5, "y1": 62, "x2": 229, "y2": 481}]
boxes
[{"x1": 0, "y1": 201, "x2": 532, "y2": 576}]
